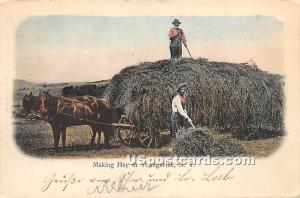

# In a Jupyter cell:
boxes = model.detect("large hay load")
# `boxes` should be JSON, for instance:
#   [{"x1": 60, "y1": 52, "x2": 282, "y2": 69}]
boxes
[{"x1": 104, "y1": 58, "x2": 284, "y2": 139}]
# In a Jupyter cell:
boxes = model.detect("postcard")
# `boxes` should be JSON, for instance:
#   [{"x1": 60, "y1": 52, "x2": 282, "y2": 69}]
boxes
[{"x1": 0, "y1": 0, "x2": 300, "y2": 197}]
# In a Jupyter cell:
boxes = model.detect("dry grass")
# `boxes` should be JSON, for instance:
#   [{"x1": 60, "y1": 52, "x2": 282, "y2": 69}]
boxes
[
  {"x1": 13, "y1": 75, "x2": 284, "y2": 158},
  {"x1": 14, "y1": 117, "x2": 173, "y2": 159},
  {"x1": 105, "y1": 58, "x2": 284, "y2": 139},
  {"x1": 203, "y1": 127, "x2": 284, "y2": 157},
  {"x1": 239, "y1": 137, "x2": 283, "y2": 157},
  {"x1": 14, "y1": 116, "x2": 282, "y2": 158}
]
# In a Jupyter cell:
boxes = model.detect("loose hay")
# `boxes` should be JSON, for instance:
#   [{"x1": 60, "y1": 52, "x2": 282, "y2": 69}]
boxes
[
  {"x1": 104, "y1": 58, "x2": 284, "y2": 139},
  {"x1": 172, "y1": 129, "x2": 247, "y2": 157}
]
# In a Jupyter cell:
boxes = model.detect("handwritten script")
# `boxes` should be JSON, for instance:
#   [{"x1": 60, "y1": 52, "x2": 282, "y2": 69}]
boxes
[{"x1": 41, "y1": 166, "x2": 235, "y2": 194}]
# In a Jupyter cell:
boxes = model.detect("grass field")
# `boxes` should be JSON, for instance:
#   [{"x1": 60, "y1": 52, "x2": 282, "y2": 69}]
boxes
[{"x1": 13, "y1": 80, "x2": 284, "y2": 159}]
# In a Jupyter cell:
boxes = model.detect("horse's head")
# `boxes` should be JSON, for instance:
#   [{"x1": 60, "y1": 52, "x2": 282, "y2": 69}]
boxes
[
  {"x1": 21, "y1": 92, "x2": 39, "y2": 117},
  {"x1": 38, "y1": 90, "x2": 53, "y2": 119}
]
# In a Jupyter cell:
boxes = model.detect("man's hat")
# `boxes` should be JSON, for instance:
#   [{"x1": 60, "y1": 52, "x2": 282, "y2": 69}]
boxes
[
  {"x1": 172, "y1": 19, "x2": 181, "y2": 25},
  {"x1": 177, "y1": 82, "x2": 187, "y2": 91}
]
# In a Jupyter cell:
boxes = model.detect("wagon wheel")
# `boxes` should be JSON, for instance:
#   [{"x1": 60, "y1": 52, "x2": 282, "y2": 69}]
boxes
[
  {"x1": 117, "y1": 116, "x2": 134, "y2": 146},
  {"x1": 139, "y1": 128, "x2": 160, "y2": 148}
]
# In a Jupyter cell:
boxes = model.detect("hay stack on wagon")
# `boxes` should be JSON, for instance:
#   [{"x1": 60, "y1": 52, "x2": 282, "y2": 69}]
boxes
[{"x1": 104, "y1": 58, "x2": 284, "y2": 139}]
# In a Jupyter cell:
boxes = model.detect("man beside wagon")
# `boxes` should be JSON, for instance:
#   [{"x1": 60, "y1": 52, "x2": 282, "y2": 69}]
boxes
[{"x1": 170, "y1": 82, "x2": 193, "y2": 140}]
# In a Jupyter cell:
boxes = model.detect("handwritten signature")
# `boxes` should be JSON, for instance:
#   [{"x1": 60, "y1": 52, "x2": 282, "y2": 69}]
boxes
[
  {"x1": 202, "y1": 166, "x2": 234, "y2": 181},
  {"x1": 41, "y1": 173, "x2": 83, "y2": 192},
  {"x1": 175, "y1": 166, "x2": 234, "y2": 182},
  {"x1": 41, "y1": 166, "x2": 235, "y2": 194},
  {"x1": 86, "y1": 171, "x2": 166, "y2": 194}
]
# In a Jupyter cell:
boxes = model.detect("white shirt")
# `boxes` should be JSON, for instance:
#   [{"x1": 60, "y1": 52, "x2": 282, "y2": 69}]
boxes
[{"x1": 172, "y1": 94, "x2": 188, "y2": 118}]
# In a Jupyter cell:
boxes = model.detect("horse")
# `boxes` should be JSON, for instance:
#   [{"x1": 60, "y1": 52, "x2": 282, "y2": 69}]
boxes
[
  {"x1": 37, "y1": 90, "x2": 114, "y2": 152},
  {"x1": 21, "y1": 92, "x2": 104, "y2": 144},
  {"x1": 21, "y1": 92, "x2": 39, "y2": 117}
]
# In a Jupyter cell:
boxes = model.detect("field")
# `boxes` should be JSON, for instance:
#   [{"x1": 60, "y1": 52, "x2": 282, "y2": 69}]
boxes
[{"x1": 13, "y1": 80, "x2": 284, "y2": 159}]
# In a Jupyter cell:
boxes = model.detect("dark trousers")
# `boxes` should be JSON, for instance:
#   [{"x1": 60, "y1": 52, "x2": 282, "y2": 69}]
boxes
[
  {"x1": 170, "y1": 46, "x2": 182, "y2": 59},
  {"x1": 170, "y1": 112, "x2": 185, "y2": 139}
]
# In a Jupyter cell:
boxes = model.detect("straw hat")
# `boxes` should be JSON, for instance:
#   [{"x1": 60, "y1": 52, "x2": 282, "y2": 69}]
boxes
[
  {"x1": 177, "y1": 82, "x2": 187, "y2": 91},
  {"x1": 172, "y1": 19, "x2": 181, "y2": 25}
]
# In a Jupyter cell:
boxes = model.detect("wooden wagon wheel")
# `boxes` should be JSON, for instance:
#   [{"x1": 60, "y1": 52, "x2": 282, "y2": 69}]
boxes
[
  {"x1": 139, "y1": 128, "x2": 160, "y2": 148},
  {"x1": 117, "y1": 116, "x2": 135, "y2": 146}
]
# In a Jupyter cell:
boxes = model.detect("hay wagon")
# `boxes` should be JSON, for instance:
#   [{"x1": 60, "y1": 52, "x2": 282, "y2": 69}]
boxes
[{"x1": 113, "y1": 115, "x2": 160, "y2": 148}]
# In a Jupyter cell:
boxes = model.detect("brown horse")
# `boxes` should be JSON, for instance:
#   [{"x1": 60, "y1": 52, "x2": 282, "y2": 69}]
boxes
[
  {"x1": 21, "y1": 92, "x2": 39, "y2": 117},
  {"x1": 38, "y1": 91, "x2": 114, "y2": 152}
]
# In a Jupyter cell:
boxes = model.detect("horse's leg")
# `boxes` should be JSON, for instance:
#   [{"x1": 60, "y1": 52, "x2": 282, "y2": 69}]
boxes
[
  {"x1": 104, "y1": 131, "x2": 109, "y2": 149},
  {"x1": 56, "y1": 126, "x2": 61, "y2": 152},
  {"x1": 84, "y1": 107, "x2": 88, "y2": 121},
  {"x1": 61, "y1": 126, "x2": 67, "y2": 151},
  {"x1": 51, "y1": 124, "x2": 60, "y2": 152},
  {"x1": 103, "y1": 126, "x2": 112, "y2": 149},
  {"x1": 90, "y1": 126, "x2": 97, "y2": 148},
  {"x1": 72, "y1": 103, "x2": 77, "y2": 118},
  {"x1": 97, "y1": 131, "x2": 101, "y2": 145}
]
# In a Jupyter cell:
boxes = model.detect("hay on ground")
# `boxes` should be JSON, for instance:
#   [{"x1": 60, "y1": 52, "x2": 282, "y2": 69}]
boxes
[{"x1": 171, "y1": 128, "x2": 247, "y2": 156}]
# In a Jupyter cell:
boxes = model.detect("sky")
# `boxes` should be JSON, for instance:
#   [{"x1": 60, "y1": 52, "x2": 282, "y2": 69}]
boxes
[{"x1": 15, "y1": 16, "x2": 283, "y2": 83}]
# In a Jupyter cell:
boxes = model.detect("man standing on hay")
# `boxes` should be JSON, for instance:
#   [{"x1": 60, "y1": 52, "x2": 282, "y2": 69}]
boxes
[
  {"x1": 171, "y1": 82, "x2": 193, "y2": 140},
  {"x1": 169, "y1": 19, "x2": 187, "y2": 60}
]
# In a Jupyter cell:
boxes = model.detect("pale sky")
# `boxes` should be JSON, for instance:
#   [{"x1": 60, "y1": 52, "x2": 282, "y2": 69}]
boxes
[{"x1": 15, "y1": 16, "x2": 283, "y2": 83}]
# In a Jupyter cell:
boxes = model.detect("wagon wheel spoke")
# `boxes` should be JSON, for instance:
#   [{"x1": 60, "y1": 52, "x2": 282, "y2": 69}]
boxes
[
  {"x1": 141, "y1": 134, "x2": 151, "y2": 143},
  {"x1": 139, "y1": 128, "x2": 155, "y2": 148},
  {"x1": 147, "y1": 138, "x2": 153, "y2": 148},
  {"x1": 120, "y1": 130, "x2": 129, "y2": 138},
  {"x1": 154, "y1": 133, "x2": 160, "y2": 148},
  {"x1": 117, "y1": 116, "x2": 134, "y2": 146},
  {"x1": 139, "y1": 135, "x2": 153, "y2": 148},
  {"x1": 122, "y1": 129, "x2": 132, "y2": 139},
  {"x1": 118, "y1": 128, "x2": 134, "y2": 145}
]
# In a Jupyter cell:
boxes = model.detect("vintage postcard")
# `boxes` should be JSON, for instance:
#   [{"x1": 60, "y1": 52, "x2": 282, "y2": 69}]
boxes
[{"x1": 0, "y1": 0, "x2": 300, "y2": 197}]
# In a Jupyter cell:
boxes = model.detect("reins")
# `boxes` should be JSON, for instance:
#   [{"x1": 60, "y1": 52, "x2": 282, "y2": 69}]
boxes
[{"x1": 55, "y1": 111, "x2": 133, "y2": 128}]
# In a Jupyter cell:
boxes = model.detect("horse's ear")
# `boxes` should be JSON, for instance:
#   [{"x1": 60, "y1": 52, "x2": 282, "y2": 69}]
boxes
[{"x1": 29, "y1": 92, "x2": 32, "y2": 96}]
